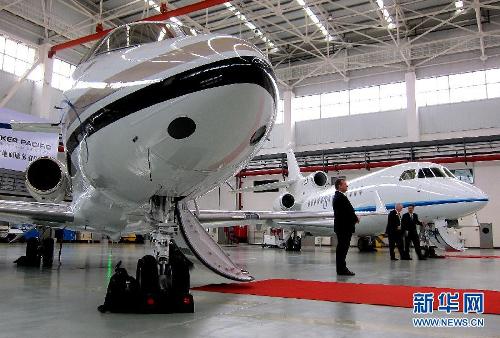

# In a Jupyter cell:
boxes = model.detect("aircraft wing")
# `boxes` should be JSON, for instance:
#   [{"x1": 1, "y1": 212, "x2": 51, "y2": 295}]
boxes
[
  {"x1": 273, "y1": 211, "x2": 388, "y2": 231},
  {"x1": 196, "y1": 209, "x2": 335, "y2": 228},
  {"x1": 232, "y1": 179, "x2": 298, "y2": 193},
  {"x1": 197, "y1": 209, "x2": 387, "y2": 228},
  {"x1": 197, "y1": 210, "x2": 335, "y2": 222},
  {"x1": 0, "y1": 200, "x2": 74, "y2": 225},
  {"x1": 197, "y1": 190, "x2": 389, "y2": 228}
]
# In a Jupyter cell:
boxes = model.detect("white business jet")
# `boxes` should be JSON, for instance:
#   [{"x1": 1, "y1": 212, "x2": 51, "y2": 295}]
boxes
[
  {"x1": 0, "y1": 22, "x2": 346, "y2": 284},
  {"x1": 232, "y1": 150, "x2": 488, "y2": 252}
]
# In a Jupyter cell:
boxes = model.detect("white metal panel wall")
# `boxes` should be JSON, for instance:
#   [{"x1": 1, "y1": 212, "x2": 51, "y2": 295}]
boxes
[
  {"x1": 0, "y1": 71, "x2": 64, "y2": 120},
  {"x1": 261, "y1": 123, "x2": 284, "y2": 149},
  {"x1": 49, "y1": 87, "x2": 64, "y2": 120},
  {"x1": 0, "y1": 71, "x2": 34, "y2": 114},
  {"x1": 293, "y1": 70, "x2": 406, "y2": 97},
  {"x1": 295, "y1": 109, "x2": 407, "y2": 146},
  {"x1": 419, "y1": 98, "x2": 500, "y2": 134}
]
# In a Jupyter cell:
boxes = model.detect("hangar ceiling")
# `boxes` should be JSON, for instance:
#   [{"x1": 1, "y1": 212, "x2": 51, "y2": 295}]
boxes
[{"x1": 1, "y1": 0, "x2": 500, "y2": 86}]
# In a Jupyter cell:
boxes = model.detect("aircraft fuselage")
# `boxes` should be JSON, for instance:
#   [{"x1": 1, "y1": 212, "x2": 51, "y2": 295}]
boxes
[{"x1": 60, "y1": 23, "x2": 278, "y2": 232}]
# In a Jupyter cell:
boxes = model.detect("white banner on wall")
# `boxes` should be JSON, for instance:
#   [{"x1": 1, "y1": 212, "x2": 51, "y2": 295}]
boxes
[{"x1": 0, "y1": 108, "x2": 59, "y2": 171}]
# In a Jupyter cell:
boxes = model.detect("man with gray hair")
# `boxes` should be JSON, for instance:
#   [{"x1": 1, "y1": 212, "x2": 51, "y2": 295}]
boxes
[
  {"x1": 333, "y1": 178, "x2": 359, "y2": 275},
  {"x1": 385, "y1": 203, "x2": 405, "y2": 260}
]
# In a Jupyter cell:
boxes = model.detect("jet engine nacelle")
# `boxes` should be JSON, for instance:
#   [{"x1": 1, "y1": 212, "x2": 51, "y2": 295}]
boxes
[
  {"x1": 273, "y1": 193, "x2": 295, "y2": 211},
  {"x1": 306, "y1": 171, "x2": 328, "y2": 188},
  {"x1": 25, "y1": 157, "x2": 70, "y2": 203}
]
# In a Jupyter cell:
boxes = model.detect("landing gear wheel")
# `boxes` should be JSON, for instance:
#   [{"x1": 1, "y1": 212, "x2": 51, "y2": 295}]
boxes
[
  {"x1": 420, "y1": 246, "x2": 429, "y2": 258},
  {"x1": 422, "y1": 246, "x2": 445, "y2": 259},
  {"x1": 136, "y1": 255, "x2": 159, "y2": 294},
  {"x1": 357, "y1": 236, "x2": 376, "y2": 252},
  {"x1": 285, "y1": 233, "x2": 301, "y2": 251},
  {"x1": 41, "y1": 238, "x2": 54, "y2": 267},
  {"x1": 14, "y1": 237, "x2": 41, "y2": 267}
]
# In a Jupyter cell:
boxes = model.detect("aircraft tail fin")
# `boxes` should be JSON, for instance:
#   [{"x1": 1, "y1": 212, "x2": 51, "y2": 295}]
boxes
[{"x1": 233, "y1": 148, "x2": 304, "y2": 197}]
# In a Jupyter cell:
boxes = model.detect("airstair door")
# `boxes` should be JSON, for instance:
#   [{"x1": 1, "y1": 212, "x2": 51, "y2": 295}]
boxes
[{"x1": 174, "y1": 201, "x2": 253, "y2": 282}]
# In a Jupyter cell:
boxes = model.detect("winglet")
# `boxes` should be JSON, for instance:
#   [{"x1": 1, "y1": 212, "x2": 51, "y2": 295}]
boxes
[{"x1": 374, "y1": 190, "x2": 388, "y2": 213}]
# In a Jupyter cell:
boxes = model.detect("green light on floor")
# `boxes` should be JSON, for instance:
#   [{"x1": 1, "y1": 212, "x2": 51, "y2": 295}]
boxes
[{"x1": 105, "y1": 253, "x2": 113, "y2": 281}]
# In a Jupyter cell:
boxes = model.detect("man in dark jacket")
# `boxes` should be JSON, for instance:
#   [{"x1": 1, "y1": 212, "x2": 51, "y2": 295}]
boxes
[
  {"x1": 402, "y1": 205, "x2": 426, "y2": 260},
  {"x1": 333, "y1": 178, "x2": 359, "y2": 276},
  {"x1": 385, "y1": 203, "x2": 405, "y2": 260}
]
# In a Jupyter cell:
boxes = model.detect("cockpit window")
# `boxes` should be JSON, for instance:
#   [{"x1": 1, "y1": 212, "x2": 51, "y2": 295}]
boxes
[
  {"x1": 418, "y1": 168, "x2": 435, "y2": 178},
  {"x1": 430, "y1": 167, "x2": 446, "y2": 177},
  {"x1": 179, "y1": 26, "x2": 200, "y2": 36},
  {"x1": 443, "y1": 167, "x2": 455, "y2": 178},
  {"x1": 399, "y1": 169, "x2": 416, "y2": 181},
  {"x1": 80, "y1": 22, "x2": 191, "y2": 64},
  {"x1": 422, "y1": 168, "x2": 434, "y2": 178},
  {"x1": 418, "y1": 169, "x2": 425, "y2": 178}
]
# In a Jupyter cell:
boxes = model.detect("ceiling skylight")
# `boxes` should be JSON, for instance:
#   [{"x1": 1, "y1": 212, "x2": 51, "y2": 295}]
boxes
[
  {"x1": 296, "y1": 0, "x2": 334, "y2": 41},
  {"x1": 224, "y1": 2, "x2": 278, "y2": 51},
  {"x1": 376, "y1": 0, "x2": 396, "y2": 29}
]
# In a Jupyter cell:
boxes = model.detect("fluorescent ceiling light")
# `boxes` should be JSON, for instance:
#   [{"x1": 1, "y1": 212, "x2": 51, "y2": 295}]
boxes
[
  {"x1": 146, "y1": 1, "x2": 187, "y2": 28},
  {"x1": 224, "y1": 2, "x2": 278, "y2": 51},
  {"x1": 375, "y1": 0, "x2": 396, "y2": 29},
  {"x1": 296, "y1": 0, "x2": 334, "y2": 41}
]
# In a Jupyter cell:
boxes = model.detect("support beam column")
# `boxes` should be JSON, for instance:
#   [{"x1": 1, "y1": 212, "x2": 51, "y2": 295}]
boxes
[
  {"x1": 31, "y1": 43, "x2": 54, "y2": 120},
  {"x1": 405, "y1": 71, "x2": 419, "y2": 142},
  {"x1": 283, "y1": 89, "x2": 295, "y2": 149}
]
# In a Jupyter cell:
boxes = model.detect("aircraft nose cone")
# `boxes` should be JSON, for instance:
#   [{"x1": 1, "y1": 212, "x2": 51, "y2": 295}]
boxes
[
  {"x1": 469, "y1": 185, "x2": 488, "y2": 211},
  {"x1": 471, "y1": 184, "x2": 488, "y2": 200},
  {"x1": 477, "y1": 188, "x2": 488, "y2": 205}
]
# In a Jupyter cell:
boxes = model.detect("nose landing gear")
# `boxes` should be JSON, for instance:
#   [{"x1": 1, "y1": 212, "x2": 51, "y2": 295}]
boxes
[
  {"x1": 357, "y1": 236, "x2": 377, "y2": 252},
  {"x1": 98, "y1": 240, "x2": 194, "y2": 314},
  {"x1": 98, "y1": 197, "x2": 194, "y2": 314}
]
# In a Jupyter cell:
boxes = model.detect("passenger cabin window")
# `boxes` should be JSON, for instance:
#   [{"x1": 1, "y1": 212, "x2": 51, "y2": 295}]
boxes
[
  {"x1": 430, "y1": 167, "x2": 446, "y2": 177},
  {"x1": 399, "y1": 169, "x2": 416, "y2": 181},
  {"x1": 80, "y1": 22, "x2": 190, "y2": 63}
]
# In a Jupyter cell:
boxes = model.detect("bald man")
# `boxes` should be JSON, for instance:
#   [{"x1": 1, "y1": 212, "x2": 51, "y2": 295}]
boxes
[{"x1": 385, "y1": 203, "x2": 405, "y2": 260}]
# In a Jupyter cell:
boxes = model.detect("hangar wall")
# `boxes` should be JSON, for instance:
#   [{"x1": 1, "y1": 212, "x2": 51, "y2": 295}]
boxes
[
  {"x1": 261, "y1": 96, "x2": 500, "y2": 153},
  {"x1": 0, "y1": 71, "x2": 35, "y2": 114},
  {"x1": 295, "y1": 109, "x2": 407, "y2": 146},
  {"x1": 420, "y1": 99, "x2": 500, "y2": 135},
  {"x1": 0, "y1": 70, "x2": 63, "y2": 121}
]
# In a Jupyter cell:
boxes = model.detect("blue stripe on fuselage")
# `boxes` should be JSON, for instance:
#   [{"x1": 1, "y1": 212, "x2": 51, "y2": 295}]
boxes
[{"x1": 354, "y1": 197, "x2": 489, "y2": 212}]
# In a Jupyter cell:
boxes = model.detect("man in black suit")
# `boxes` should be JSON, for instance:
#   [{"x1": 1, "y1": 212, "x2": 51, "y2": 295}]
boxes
[
  {"x1": 401, "y1": 205, "x2": 426, "y2": 260},
  {"x1": 333, "y1": 178, "x2": 359, "y2": 276},
  {"x1": 385, "y1": 203, "x2": 405, "y2": 261}
]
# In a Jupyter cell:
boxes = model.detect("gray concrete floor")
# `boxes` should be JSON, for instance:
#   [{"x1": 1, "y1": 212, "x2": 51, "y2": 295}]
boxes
[{"x1": 0, "y1": 242, "x2": 498, "y2": 338}]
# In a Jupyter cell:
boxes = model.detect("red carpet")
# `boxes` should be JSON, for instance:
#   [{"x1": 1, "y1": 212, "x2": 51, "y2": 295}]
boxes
[
  {"x1": 193, "y1": 279, "x2": 500, "y2": 315},
  {"x1": 445, "y1": 254, "x2": 500, "y2": 259}
]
